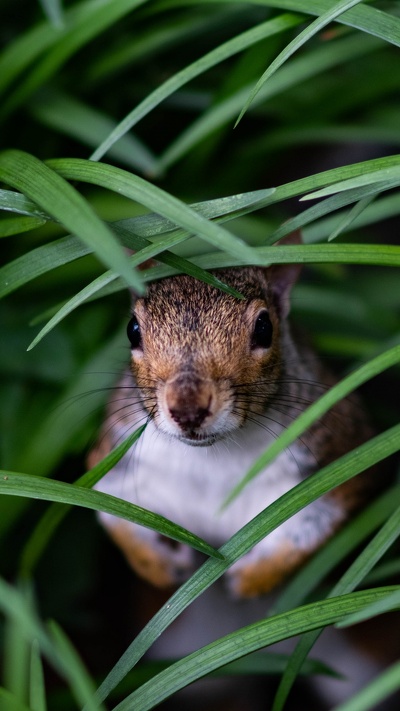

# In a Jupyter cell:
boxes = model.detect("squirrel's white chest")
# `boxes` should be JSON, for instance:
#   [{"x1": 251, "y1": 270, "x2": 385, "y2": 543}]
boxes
[{"x1": 96, "y1": 418, "x2": 307, "y2": 545}]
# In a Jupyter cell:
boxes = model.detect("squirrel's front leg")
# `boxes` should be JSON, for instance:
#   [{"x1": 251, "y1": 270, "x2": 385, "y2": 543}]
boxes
[
  {"x1": 226, "y1": 496, "x2": 344, "y2": 598},
  {"x1": 226, "y1": 542, "x2": 311, "y2": 598},
  {"x1": 104, "y1": 520, "x2": 194, "y2": 588}
]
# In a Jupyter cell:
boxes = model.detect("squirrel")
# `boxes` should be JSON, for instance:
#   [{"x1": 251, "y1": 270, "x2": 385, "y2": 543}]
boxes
[{"x1": 88, "y1": 232, "x2": 376, "y2": 598}]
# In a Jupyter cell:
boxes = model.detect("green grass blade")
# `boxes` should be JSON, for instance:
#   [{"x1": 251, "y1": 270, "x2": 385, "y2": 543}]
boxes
[
  {"x1": 20, "y1": 424, "x2": 146, "y2": 578},
  {"x1": 226, "y1": 0, "x2": 400, "y2": 45},
  {"x1": 271, "y1": 504, "x2": 400, "y2": 711},
  {"x1": 112, "y1": 589, "x2": 395, "y2": 711},
  {"x1": 47, "y1": 158, "x2": 261, "y2": 263},
  {"x1": 0, "y1": 216, "x2": 46, "y2": 238},
  {"x1": 89, "y1": 13, "x2": 303, "y2": 162},
  {"x1": 271, "y1": 486, "x2": 400, "y2": 616},
  {"x1": 145, "y1": 243, "x2": 400, "y2": 285},
  {"x1": 157, "y1": 33, "x2": 380, "y2": 172},
  {"x1": 0, "y1": 188, "x2": 271, "y2": 300},
  {"x1": 222, "y1": 344, "x2": 400, "y2": 507},
  {"x1": 0, "y1": 688, "x2": 32, "y2": 711},
  {"x1": 38, "y1": 0, "x2": 64, "y2": 28},
  {"x1": 30, "y1": 90, "x2": 157, "y2": 175},
  {"x1": 270, "y1": 181, "x2": 400, "y2": 242},
  {"x1": 0, "y1": 150, "x2": 144, "y2": 293},
  {"x1": 0, "y1": 470, "x2": 223, "y2": 561},
  {"x1": 91, "y1": 424, "x2": 400, "y2": 704},
  {"x1": 0, "y1": 0, "x2": 149, "y2": 118},
  {"x1": 29, "y1": 640, "x2": 46, "y2": 711},
  {"x1": 0, "y1": 579, "x2": 52, "y2": 661},
  {"x1": 327, "y1": 195, "x2": 375, "y2": 241},
  {"x1": 337, "y1": 589, "x2": 400, "y2": 628},
  {"x1": 302, "y1": 166, "x2": 400, "y2": 200},
  {"x1": 26, "y1": 223, "x2": 246, "y2": 349},
  {"x1": 47, "y1": 621, "x2": 103, "y2": 711},
  {"x1": 0, "y1": 189, "x2": 50, "y2": 219},
  {"x1": 236, "y1": 0, "x2": 364, "y2": 125},
  {"x1": 331, "y1": 661, "x2": 400, "y2": 711}
]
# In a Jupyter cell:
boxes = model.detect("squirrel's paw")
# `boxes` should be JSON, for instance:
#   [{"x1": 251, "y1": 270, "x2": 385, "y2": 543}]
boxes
[
  {"x1": 107, "y1": 521, "x2": 194, "y2": 588},
  {"x1": 226, "y1": 543, "x2": 309, "y2": 598}
]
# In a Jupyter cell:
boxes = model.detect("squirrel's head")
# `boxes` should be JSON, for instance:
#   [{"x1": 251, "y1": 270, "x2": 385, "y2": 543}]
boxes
[{"x1": 127, "y1": 235, "x2": 301, "y2": 445}]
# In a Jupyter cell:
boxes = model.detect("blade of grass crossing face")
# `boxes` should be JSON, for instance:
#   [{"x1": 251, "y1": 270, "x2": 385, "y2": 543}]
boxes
[
  {"x1": 90, "y1": 424, "x2": 400, "y2": 704},
  {"x1": 222, "y1": 344, "x2": 400, "y2": 507},
  {"x1": 236, "y1": 0, "x2": 365, "y2": 125},
  {"x1": 0, "y1": 151, "x2": 144, "y2": 293},
  {"x1": 26, "y1": 224, "x2": 247, "y2": 350},
  {"x1": 0, "y1": 187, "x2": 273, "y2": 300},
  {"x1": 47, "y1": 158, "x2": 261, "y2": 263}
]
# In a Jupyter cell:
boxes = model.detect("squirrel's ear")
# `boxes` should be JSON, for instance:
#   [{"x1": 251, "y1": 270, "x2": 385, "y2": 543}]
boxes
[{"x1": 267, "y1": 231, "x2": 302, "y2": 319}]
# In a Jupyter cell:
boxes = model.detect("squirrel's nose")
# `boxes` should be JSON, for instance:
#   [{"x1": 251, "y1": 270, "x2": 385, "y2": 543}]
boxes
[
  {"x1": 164, "y1": 373, "x2": 213, "y2": 433},
  {"x1": 169, "y1": 403, "x2": 210, "y2": 430}
]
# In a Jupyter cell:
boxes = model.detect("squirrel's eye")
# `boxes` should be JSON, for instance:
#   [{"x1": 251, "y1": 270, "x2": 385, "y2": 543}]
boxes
[
  {"x1": 127, "y1": 315, "x2": 142, "y2": 349},
  {"x1": 251, "y1": 311, "x2": 273, "y2": 349}
]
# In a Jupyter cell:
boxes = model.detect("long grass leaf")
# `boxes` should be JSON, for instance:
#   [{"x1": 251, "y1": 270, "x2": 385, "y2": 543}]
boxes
[
  {"x1": 271, "y1": 486, "x2": 400, "y2": 616},
  {"x1": 0, "y1": 188, "x2": 271, "y2": 299},
  {"x1": 47, "y1": 622, "x2": 103, "y2": 711},
  {"x1": 38, "y1": 0, "x2": 64, "y2": 28},
  {"x1": 30, "y1": 90, "x2": 157, "y2": 175},
  {"x1": 0, "y1": 688, "x2": 32, "y2": 711},
  {"x1": 20, "y1": 424, "x2": 146, "y2": 578},
  {"x1": 236, "y1": 0, "x2": 364, "y2": 125},
  {"x1": 89, "y1": 13, "x2": 303, "y2": 161},
  {"x1": 271, "y1": 504, "x2": 400, "y2": 711},
  {"x1": 29, "y1": 640, "x2": 47, "y2": 711},
  {"x1": 158, "y1": 34, "x2": 381, "y2": 172},
  {"x1": 112, "y1": 589, "x2": 395, "y2": 711},
  {"x1": 0, "y1": 216, "x2": 46, "y2": 238},
  {"x1": 302, "y1": 166, "x2": 400, "y2": 200},
  {"x1": 270, "y1": 181, "x2": 400, "y2": 242},
  {"x1": 0, "y1": 0, "x2": 149, "y2": 117},
  {"x1": 46, "y1": 158, "x2": 260, "y2": 262},
  {"x1": 0, "y1": 470, "x2": 223, "y2": 561},
  {"x1": 331, "y1": 661, "x2": 400, "y2": 711},
  {"x1": 220, "y1": 0, "x2": 400, "y2": 45},
  {"x1": 223, "y1": 344, "x2": 400, "y2": 507},
  {"x1": 337, "y1": 589, "x2": 400, "y2": 628},
  {"x1": 91, "y1": 424, "x2": 400, "y2": 703},
  {"x1": 0, "y1": 150, "x2": 144, "y2": 293}
]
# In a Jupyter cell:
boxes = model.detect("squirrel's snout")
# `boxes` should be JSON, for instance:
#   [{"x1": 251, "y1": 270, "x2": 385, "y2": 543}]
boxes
[{"x1": 163, "y1": 373, "x2": 215, "y2": 436}]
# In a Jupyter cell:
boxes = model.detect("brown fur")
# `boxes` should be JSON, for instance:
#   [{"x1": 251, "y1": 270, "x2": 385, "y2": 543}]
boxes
[{"x1": 91, "y1": 234, "x2": 378, "y2": 595}]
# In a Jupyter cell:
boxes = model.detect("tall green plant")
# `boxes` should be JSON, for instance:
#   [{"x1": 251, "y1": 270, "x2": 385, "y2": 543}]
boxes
[{"x1": 0, "y1": 1, "x2": 399, "y2": 710}]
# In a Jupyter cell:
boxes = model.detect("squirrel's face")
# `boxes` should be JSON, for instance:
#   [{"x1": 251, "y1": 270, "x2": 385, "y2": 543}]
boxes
[{"x1": 127, "y1": 268, "x2": 290, "y2": 446}]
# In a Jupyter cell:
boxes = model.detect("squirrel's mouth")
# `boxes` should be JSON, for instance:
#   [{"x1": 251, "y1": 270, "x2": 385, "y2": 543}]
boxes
[{"x1": 178, "y1": 431, "x2": 220, "y2": 447}]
